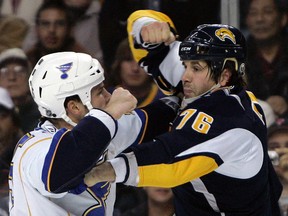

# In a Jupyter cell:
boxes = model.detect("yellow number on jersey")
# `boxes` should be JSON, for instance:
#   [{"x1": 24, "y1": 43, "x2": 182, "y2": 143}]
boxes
[{"x1": 176, "y1": 109, "x2": 213, "y2": 134}]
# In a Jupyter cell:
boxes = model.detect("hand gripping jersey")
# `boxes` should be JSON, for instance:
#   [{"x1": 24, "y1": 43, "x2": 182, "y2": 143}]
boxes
[{"x1": 8, "y1": 99, "x2": 177, "y2": 216}]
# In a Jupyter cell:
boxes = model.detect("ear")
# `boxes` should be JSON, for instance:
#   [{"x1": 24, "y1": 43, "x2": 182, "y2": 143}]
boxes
[
  {"x1": 219, "y1": 69, "x2": 232, "y2": 86},
  {"x1": 66, "y1": 100, "x2": 81, "y2": 115}
]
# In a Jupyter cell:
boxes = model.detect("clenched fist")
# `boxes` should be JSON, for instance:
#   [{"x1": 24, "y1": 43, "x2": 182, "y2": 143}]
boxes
[
  {"x1": 141, "y1": 21, "x2": 176, "y2": 46},
  {"x1": 104, "y1": 87, "x2": 137, "y2": 119}
]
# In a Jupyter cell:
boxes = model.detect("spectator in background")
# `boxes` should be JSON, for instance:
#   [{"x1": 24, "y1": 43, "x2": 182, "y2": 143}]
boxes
[
  {"x1": 107, "y1": 38, "x2": 165, "y2": 108},
  {"x1": 99, "y1": 0, "x2": 220, "y2": 71},
  {"x1": 0, "y1": 13, "x2": 28, "y2": 53},
  {"x1": 122, "y1": 187, "x2": 174, "y2": 216},
  {"x1": 0, "y1": 87, "x2": 23, "y2": 216},
  {"x1": 268, "y1": 119, "x2": 288, "y2": 215},
  {"x1": 0, "y1": 48, "x2": 40, "y2": 133},
  {"x1": 25, "y1": 1, "x2": 89, "y2": 66},
  {"x1": 244, "y1": 0, "x2": 288, "y2": 118},
  {"x1": 62, "y1": 0, "x2": 103, "y2": 63},
  {"x1": 0, "y1": 0, "x2": 43, "y2": 26},
  {"x1": 108, "y1": 38, "x2": 166, "y2": 214}
]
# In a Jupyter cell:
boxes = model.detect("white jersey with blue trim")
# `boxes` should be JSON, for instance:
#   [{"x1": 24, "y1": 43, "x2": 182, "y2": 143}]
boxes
[
  {"x1": 8, "y1": 110, "x2": 142, "y2": 216},
  {"x1": 9, "y1": 99, "x2": 177, "y2": 216}
]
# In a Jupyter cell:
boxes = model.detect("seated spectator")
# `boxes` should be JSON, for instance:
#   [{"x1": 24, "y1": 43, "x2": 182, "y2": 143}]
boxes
[
  {"x1": 121, "y1": 187, "x2": 174, "y2": 216},
  {"x1": 63, "y1": 0, "x2": 103, "y2": 63},
  {"x1": 108, "y1": 38, "x2": 167, "y2": 214},
  {"x1": 0, "y1": 48, "x2": 40, "y2": 132},
  {"x1": 0, "y1": 14, "x2": 28, "y2": 53},
  {"x1": 23, "y1": 0, "x2": 103, "y2": 64},
  {"x1": 25, "y1": 1, "x2": 89, "y2": 66},
  {"x1": 268, "y1": 119, "x2": 288, "y2": 215},
  {"x1": 0, "y1": 87, "x2": 23, "y2": 216},
  {"x1": 244, "y1": 0, "x2": 288, "y2": 117},
  {"x1": 107, "y1": 38, "x2": 165, "y2": 108},
  {"x1": 0, "y1": 0, "x2": 43, "y2": 26}
]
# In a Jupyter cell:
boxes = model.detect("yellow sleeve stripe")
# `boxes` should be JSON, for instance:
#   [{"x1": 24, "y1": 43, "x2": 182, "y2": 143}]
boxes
[
  {"x1": 137, "y1": 155, "x2": 219, "y2": 188},
  {"x1": 127, "y1": 10, "x2": 176, "y2": 62}
]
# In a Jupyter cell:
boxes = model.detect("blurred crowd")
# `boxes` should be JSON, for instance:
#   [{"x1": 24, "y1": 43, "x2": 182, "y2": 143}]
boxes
[{"x1": 0, "y1": 0, "x2": 288, "y2": 215}]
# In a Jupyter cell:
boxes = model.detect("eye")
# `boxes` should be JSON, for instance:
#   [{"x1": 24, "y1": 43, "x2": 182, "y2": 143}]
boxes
[
  {"x1": 192, "y1": 65, "x2": 201, "y2": 72},
  {"x1": 182, "y1": 62, "x2": 187, "y2": 69}
]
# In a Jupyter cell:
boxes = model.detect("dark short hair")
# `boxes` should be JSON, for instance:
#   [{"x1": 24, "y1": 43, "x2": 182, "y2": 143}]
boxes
[
  {"x1": 268, "y1": 118, "x2": 288, "y2": 138},
  {"x1": 35, "y1": 1, "x2": 73, "y2": 27}
]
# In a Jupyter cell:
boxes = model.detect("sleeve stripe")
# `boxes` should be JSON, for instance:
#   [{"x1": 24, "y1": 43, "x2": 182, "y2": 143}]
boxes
[{"x1": 138, "y1": 156, "x2": 219, "y2": 187}]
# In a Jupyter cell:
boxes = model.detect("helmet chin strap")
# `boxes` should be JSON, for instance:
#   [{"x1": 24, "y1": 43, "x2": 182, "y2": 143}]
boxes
[
  {"x1": 62, "y1": 114, "x2": 77, "y2": 127},
  {"x1": 181, "y1": 83, "x2": 221, "y2": 109},
  {"x1": 61, "y1": 101, "x2": 94, "y2": 127}
]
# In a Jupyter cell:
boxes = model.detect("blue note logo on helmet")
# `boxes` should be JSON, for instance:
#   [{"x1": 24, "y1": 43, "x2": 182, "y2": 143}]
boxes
[
  {"x1": 57, "y1": 62, "x2": 73, "y2": 79},
  {"x1": 179, "y1": 24, "x2": 246, "y2": 75}
]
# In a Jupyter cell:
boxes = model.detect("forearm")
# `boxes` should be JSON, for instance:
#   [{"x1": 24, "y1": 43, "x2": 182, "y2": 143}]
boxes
[
  {"x1": 84, "y1": 162, "x2": 116, "y2": 187},
  {"x1": 44, "y1": 109, "x2": 117, "y2": 193},
  {"x1": 84, "y1": 152, "x2": 139, "y2": 187}
]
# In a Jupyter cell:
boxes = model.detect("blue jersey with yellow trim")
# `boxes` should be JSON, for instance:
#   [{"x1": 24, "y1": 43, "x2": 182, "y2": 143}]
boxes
[{"x1": 129, "y1": 87, "x2": 281, "y2": 215}]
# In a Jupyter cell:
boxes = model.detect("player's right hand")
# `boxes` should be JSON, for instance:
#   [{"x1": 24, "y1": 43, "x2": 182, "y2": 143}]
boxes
[
  {"x1": 141, "y1": 21, "x2": 176, "y2": 46},
  {"x1": 105, "y1": 87, "x2": 137, "y2": 120}
]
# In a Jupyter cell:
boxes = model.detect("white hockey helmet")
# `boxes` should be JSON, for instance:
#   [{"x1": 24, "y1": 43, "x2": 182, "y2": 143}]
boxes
[{"x1": 29, "y1": 52, "x2": 104, "y2": 125}]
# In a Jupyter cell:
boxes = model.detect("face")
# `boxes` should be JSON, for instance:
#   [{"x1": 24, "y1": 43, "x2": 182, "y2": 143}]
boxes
[
  {"x1": 36, "y1": 8, "x2": 69, "y2": 51},
  {"x1": 246, "y1": 0, "x2": 286, "y2": 41},
  {"x1": 144, "y1": 187, "x2": 173, "y2": 203},
  {"x1": 268, "y1": 132, "x2": 288, "y2": 154},
  {"x1": 268, "y1": 131, "x2": 288, "y2": 179},
  {"x1": 120, "y1": 59, "x2": 150, "y2": 88},
  {"x1": 0, "y1": 63, "x2": 30, "y2": 101},
  {"x1": 66, "y1": 83, "x2": 111, "y2": 125},
  {"x1": 90, "y1": 83, "x2": 111, "y2": 110},
  {"x1": 181, "y1": 60, "x2": 216, "y2": 99}
]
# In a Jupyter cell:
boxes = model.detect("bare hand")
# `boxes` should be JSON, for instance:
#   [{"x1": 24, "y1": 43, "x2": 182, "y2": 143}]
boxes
[
  {"x1": 141, "y1": 21, "x2": 176, "y2": 46},
  {"x1": 105, "y1": 87, "x2": 137, "y2": 119},
  {"x1": 84, "y1": 162, "x2": 116, "y2": 187}
]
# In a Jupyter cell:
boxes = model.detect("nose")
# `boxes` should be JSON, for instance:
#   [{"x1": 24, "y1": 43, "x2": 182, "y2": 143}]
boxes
[
  {"x1": 130, "y1": 60, "x2": 139, "y2": 70},
  {"x1": 103, "y1": 88, "x2": 111, "y2": 102},
  {"x1": 181, "y1": 69, "x2": 191, "y2": 82},
  {"x1": 254, "y1": 11, "x2": 265, "y2": 22},
  {"x1": 5, "y1": 70, "x2": 17, "y2": 80}
]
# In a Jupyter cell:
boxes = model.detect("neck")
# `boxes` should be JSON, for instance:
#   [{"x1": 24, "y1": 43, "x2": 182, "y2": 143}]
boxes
[
  {"x1": 147, "y1": 199, "x2": 174, "y2": 216},
  {"x1": 181, "y1": 83, "x2": 221, "y2": 108}
]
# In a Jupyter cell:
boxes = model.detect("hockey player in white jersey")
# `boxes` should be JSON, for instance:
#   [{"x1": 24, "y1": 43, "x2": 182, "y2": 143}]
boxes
[{"x1": 8, "y1": 52, "x2": 178, "y2": 215}]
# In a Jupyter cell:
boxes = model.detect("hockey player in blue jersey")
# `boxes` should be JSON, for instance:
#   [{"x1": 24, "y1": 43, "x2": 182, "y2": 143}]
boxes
[{"x1": 85, "y1": 10, "x2": 283, "y2": 215}]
